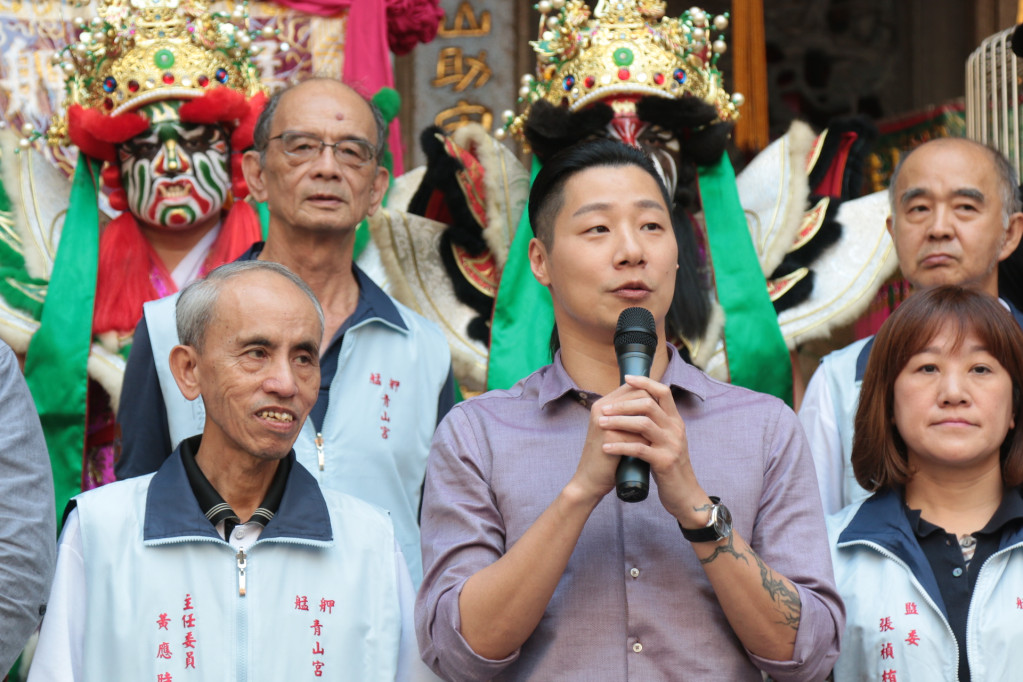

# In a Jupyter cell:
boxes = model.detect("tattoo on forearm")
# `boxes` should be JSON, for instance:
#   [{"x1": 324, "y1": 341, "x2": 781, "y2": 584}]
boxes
[
  {"x1": 698, "y1": 535, "x2": 802, "y2": 632},
  {"x1": 698, "y1": 534, "x2": 749, "y2": 566},
  {"x1": 753, "y1": 552, "x2": 801, "y2": 630}
]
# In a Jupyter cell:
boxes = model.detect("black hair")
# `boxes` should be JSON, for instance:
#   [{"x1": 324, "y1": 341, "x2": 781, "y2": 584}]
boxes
[{"x1": 528, "y1": 138, "x2": 672, "y2": 249}]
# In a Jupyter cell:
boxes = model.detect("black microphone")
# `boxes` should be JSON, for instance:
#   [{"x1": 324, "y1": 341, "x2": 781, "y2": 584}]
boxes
[{"x1": 613, "y1": 307, "x2": 657, "y2": 502}]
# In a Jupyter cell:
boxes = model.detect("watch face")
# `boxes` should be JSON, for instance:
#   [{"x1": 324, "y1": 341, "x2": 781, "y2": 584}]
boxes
[{"x1": 713, "y1": 504, "x2": 733, "y2": 538}]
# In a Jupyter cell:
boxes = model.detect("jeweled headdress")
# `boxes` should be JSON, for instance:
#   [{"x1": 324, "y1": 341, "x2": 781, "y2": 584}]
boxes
[
  {"x1": 504, "y1": 0, "x2": 741, "y2": 143},
  {"x1": 48, "y1": 0, "x2": 268, "y2": 159}
]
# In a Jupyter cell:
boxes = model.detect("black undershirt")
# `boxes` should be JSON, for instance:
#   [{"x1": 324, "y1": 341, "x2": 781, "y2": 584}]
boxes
[{"x1": 904, "y1": 488, "x2": 1023, "y2": 682}]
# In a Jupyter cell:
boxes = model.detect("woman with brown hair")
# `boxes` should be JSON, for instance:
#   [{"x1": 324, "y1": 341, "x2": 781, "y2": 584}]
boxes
[{"x1": 828, "y1": 285, "x2": 1023, "y2": 682}]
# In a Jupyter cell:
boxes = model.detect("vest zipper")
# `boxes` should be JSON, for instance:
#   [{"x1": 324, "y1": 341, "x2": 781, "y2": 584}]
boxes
[
  {"x1": 236, "y1": 549, "x2": 247, "y2": 596},
  {"x1": 316, "y1": 432, "x2": 325, "y2": 470}
]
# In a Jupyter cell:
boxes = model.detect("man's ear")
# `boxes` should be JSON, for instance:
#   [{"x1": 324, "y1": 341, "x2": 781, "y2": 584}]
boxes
[
  {"x1": 528, "y1": 237, "x2": 551, "y2": 287},
  {"x1": 366, "y1": 165, "x2": 391, "y2": 217},
  {"x1": 885, "y1": 214, "x2": 894, "y2": 240},
  {"x1": 169, "y1": 345, "x2": 202, "y2": 402},
  {"x1": 1000, "y1": 212, "x2": 1023, "y2": 262},
  {"x1": 242, "y1": 150, "x2": 268, "y2": 203}
]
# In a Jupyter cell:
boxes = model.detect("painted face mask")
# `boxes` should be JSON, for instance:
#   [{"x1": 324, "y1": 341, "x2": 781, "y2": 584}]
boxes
[{"x1": 118, "y1": 100, "x2": 231, "y2": 231}]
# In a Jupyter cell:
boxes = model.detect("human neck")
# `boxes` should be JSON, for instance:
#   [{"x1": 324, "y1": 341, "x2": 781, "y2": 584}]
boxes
[
  {"x1": 904, "y1": 462, "x2": 1004, "y2": 536},
  {"x1": 194, "y1": 443, "x2": 280, "y2": 523},
  {"x1": 259, "y1": 225, "x2": 360, "y2": 347},
  {"x1": 558, "y1": 325, "x2": 670, "y2": 396},
  {"x1": 139, "y1": 213, "x2": 221, "y2": 273}
]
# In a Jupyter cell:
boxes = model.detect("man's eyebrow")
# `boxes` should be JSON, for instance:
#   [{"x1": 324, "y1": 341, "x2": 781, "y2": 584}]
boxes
[
  {"x1": 238, "y1": 336, "x2": 274, "y2": 348},
  {"x1": 571, "y1": 198, "x2": 667, "y2": 218},
  {"x1": 953, "y1": 188, "x2": 985, "y2": 202},
  {"x1": 295, "y1": 340, "x2": 320, "y2": 357},
  {"x1": 279, "y1": 130, "x2": 374, "y2": 145},
  {"x1": 900, "y1": 187, "x2": 985, "y2": 205}
]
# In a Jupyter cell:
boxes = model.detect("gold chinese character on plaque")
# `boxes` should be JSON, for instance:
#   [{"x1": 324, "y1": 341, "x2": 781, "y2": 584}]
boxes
[
  {"x1": 438, "y1": 1, "x2": 491, "y2": 37},
  {"x1": 434, "y1": 100, "x2": 493, "y2": 132},
  {"x1": 432, "y1": 47, "x2": 492, "y2": 92}
]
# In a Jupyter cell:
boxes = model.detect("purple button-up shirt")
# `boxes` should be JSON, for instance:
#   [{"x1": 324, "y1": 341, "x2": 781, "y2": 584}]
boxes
[{"x1": 416, "y1": 347, "x2": 843, "y2": 681}]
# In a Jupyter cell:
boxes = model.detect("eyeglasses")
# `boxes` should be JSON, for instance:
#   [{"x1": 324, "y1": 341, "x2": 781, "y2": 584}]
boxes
[{"x1": 268, "y1": 132, "x2": 376, "y2": 168}]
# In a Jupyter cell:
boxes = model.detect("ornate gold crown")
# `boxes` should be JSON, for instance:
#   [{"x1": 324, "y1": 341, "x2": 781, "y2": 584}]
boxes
[
  {"x1": 48, "y1": 0, "x2": 266, "y2": 143},
  {"x1": 503, "y1": 0, "x2": 742, "y2": 143}
]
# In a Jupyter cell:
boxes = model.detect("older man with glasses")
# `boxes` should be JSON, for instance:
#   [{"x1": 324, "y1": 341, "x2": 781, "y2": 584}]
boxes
[{"x1": 115, "y1": 78, "x2": 455, "y2": 586}]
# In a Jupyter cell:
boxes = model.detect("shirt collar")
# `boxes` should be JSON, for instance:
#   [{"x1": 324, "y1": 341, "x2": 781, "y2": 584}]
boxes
[
  {"x1": 905, "y1": 487, "x2": 1023, "y2": 539},
  {"x1": 241, "y1": 241, "x2": 407, "y2": 335},
  {"x1": 537, "y1": 343, "x2": 708, "y2": 407},
  {"x1": 178, "y1": 435, "x2": 290, "y2": 529}
]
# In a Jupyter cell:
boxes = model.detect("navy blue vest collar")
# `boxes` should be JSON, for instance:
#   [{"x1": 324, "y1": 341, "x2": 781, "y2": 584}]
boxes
[
  {"x1": 837, "y1": 489, "x2": 948, "y2": 616},
  {"x1": 144, "y1": 443, "x2": 333, "y2": 544}
]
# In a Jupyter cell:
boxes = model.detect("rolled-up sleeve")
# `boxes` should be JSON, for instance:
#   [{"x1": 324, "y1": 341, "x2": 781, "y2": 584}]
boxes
[
  {"x1": 746, "y1": 404, "x2": 845, "y2": 681},
  {"x1": 415, "y1": 406, "x2": 517, "y2": 682}
]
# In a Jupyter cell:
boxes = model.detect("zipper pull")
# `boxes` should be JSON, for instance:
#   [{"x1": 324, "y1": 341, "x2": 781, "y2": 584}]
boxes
[
  {"x1": 315, "y1": 432, "x2": 325, "y2": 471},
  {"x1": 236, "y1": 549, "x2": 247, "y2": 596}
]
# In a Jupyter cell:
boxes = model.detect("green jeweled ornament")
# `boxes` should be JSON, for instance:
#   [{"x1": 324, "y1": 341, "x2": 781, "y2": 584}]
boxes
[
  {"x1": 154, "y1": 48, "x2": 175, "y2": 69},
  {"x1": 612, "y1": 47, "x2": 634, "y2": 66}
]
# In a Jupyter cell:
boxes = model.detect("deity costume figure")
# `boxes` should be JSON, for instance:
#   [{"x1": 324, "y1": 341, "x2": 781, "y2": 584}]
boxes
[
  {"x1": 0, "y1": 0, "x2": 267, "y2": 518},
  {"x1": 368, "y1": 0, "x2": 895, "y2": 401}
]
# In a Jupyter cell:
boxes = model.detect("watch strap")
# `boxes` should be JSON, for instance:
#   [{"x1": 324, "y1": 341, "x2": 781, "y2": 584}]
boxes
[{"x1": 678, "y1": 496, "x2": 725, "y2": 543}]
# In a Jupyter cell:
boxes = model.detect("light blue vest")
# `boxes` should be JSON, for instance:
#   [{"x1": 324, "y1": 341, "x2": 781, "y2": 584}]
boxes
[
  {"x1": 75, "y1": 469, "x2": 401, "y2": 681},
  {"x1": 821, "y1": 335, "x2": 873, "y2": 510},
  {"x1": 145, "y1": 292, "x2": 449, "y2": 585},
  {"x1": 829, "y1": 492, "x2": 1023, "y2": 681}
]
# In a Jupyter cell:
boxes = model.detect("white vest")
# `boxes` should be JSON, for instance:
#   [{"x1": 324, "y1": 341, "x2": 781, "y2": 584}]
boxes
[
  {"x1": 75, "y1": 470, "x2": 401, "y2": 681},
  {"x1": 145, "y1": 292, "x2": 450, "y2": 585}
]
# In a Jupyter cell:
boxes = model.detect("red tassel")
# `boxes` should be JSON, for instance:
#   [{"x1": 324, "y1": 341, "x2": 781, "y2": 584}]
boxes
[
  {"x1": 101, "y1": 162, "x2": 122, "y2": 188},
  {"x1": 204, "y1": 201, "x2": 262, "y2": 272},
  {"x1": 231, "y1": 92, "x2": 268, "y2": 151},
  {"x1": 179, "y1": 87, "x2": 249, "y2": 125},
  {"x1": 93, "y1": 213, "x2": 161, "y2": 335},
  {"x1": 230, "y1": 154, "x2": 248, "y2": 199},
  {"x1": 108, "y1": 188, "x2": 128, "y2": 212}
]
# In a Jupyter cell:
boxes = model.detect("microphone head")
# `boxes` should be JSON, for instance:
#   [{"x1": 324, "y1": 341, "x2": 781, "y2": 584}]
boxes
[
  {"x1": 614, "y1": 307, "x2": 657, "y2": 355},
  {"x1": 1013, "y1": 24, "x2": 1023, "y2": 58}
]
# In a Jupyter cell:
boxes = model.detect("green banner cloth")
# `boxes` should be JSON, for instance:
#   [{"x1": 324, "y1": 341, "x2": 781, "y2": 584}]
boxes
[
  {"x1": 486, "y1": 157, "x2": 551, "y2": 390},
  {"x1": 24, "y1": 155, "x2": 101, "y2": 522},
  {"x1": 697, "y1": 154, "x2": 792, "y2": 404}
]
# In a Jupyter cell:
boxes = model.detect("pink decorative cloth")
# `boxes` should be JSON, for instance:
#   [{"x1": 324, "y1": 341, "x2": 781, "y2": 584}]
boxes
[{"x1": 271, "y1": 0, "x2": 443, "y2": 173}]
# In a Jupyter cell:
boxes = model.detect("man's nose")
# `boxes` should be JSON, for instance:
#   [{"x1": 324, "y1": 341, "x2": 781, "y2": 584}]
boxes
[
  {"x1": 615, "y1": 228, "x2": 646, "y2": 265},
  {"x1": 263, "y1": 357, "x2": 299, "y2": 397},
  {"x1": 308, "y1": 144, "x2": 345, "y2": 177},
  {"x1": 926, "y1": 205, "x2": 956, "y2": 239}
]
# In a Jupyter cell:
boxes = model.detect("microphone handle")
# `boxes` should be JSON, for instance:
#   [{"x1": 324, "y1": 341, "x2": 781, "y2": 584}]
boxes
[{"x1": 615, "y1": 346, "x2": 652, "y2": 502}]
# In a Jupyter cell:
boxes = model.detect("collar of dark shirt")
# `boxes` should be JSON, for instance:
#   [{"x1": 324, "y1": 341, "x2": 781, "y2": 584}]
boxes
[
  {"x1": 538, "y1": 343, "x2": 709, "y2": 407},
  {"x1": 904, "y1": 487, "x2": 1023, "y2": 540},
  {"x1": 178, "y1": 434, "x2": 291, "y2": 531}
]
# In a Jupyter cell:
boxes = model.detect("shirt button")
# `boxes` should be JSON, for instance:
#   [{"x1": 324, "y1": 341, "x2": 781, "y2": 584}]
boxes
[
  {"x1": 632, "y1": 642, "x2": 643, "y2": 653},
  {"x1": 952, "y1": 567, "x2": 964, "y2": 577},
  {"x1": 630, "y1": 568, "x2": 640, "y2": 579}
]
